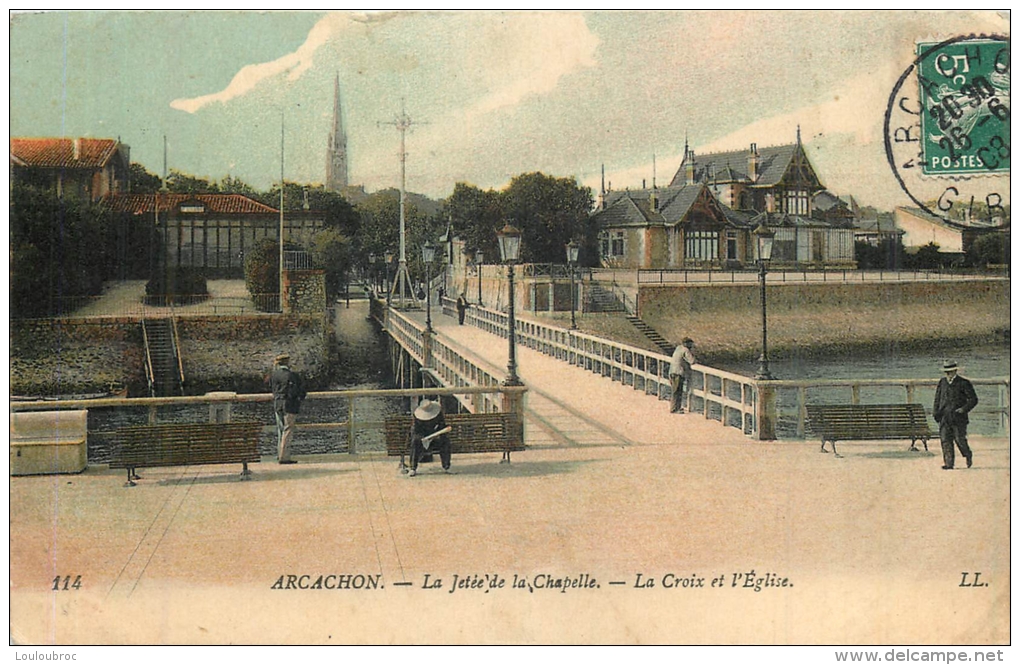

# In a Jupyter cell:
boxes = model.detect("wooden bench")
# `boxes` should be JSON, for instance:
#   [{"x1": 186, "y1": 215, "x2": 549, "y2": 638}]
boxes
[
  {"x1": 109, "y1": 422, "x2": 263, "y2": 487},
  {"x1": 385, "y1": 412, "x2": 525, "y2": 471},
  {"x1": 806, "y1": 404, "x2": 934, "y2": 458}
]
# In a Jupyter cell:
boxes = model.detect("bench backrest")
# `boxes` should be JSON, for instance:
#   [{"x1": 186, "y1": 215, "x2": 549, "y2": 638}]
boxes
[
  {"x1": 385, "y1": 412, "x2": 524, "y2": 455},
  {"x1": 111, "y1": 422, "x2": 263, "y2": 468},
  {"x1": 10, "y1": 410, "x2": 88, "y2": 443},
  {"x1": 806, "y1": 404, "x2": 932, "y2": 439}
]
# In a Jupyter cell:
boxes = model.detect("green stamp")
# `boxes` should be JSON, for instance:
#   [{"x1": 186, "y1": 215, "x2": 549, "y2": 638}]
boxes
[{"x1": 917, "y1": 38, "x2": 1010, "y2": 176}]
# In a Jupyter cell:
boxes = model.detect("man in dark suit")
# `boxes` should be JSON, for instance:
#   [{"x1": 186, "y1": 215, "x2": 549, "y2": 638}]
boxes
[
  {"x1": 933, "y1": 360, "x2": 978, "y2": 470},
  {"x1": 269, "y1": 353, "x2": 306, "y2": 465}
]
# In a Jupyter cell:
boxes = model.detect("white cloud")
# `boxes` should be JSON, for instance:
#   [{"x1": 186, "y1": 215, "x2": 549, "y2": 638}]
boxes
[
  {"x1": 585, "y1": 62, "x2": 907, "y2": 203},
  {"x1": 463, "y1": 12, "x2": 599, "y2": 118},
  {"x1": 170, "y1": 12, "x2": 351, "y2": 114}
]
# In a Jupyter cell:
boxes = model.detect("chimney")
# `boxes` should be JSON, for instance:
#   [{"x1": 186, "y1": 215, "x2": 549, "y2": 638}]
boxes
[
  {"x1": 302, "y1": 187, "x2": 310, "y2": 210},
  {"x1": 600, "y1": 164, "x2": 606, "y2": 210},
  {"x1": 642, "y1": 179, "x2": 646, "y2": 189},
  {"x1": 73, "y1": 138, "x2": 80, "y2": 161},
  {"x1": 685, "y1": 149, "x2": 696, "y2": 186},
  {"x1": 748, "y1": 143, "x2": 759, "y2": 182},
  {"x1": 650, "y1": 155, "x2": 658, "y2": 211}
]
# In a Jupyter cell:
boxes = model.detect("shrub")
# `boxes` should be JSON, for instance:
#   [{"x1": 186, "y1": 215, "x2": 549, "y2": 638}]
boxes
[{"x1": 146, "y1": 267, "x2": 208, "y2": 304}]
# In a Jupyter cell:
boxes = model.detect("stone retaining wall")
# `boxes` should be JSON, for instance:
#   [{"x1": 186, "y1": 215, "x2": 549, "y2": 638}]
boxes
[
  {"x1": 11, "y1": 314, "x2": 329, "y2": 397},
  {"x1": 636, "y1": 279, "x2": 1009, "y2": 362}
]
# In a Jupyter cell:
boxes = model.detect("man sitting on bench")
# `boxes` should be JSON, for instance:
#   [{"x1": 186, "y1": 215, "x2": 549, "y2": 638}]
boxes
[{"x1": 408, "y1": 400, "x2": 453, "y2": 477}]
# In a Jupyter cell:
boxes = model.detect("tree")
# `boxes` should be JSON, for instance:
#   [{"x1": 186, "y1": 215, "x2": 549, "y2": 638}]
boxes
[
  {"x1": 909, "y1": 242, "x2": 944, "y2": 270},
  {"x1": 218, "y1": 174, "x2": 260, "y2": 199},
  {"x1": 311, "y1": 228, "x2": 353, "y2": 301},
  {"x1": 166, "y1": 169, "x2": 218, "y2": 194},
  {"x1": 355, "y1": 190, "x2": 431, "y2": 262},
  {"x1": 967, "y1": 232, "x2": 1010, "y2": 267},
  {"x1": 443, "y1": 182, "x2": 504, "y2": 259},
  {"x1": 10, "y1": 182, "x2": 114, "y2": 316},
  {"x1": 243, "y1": 237, "x2": 287, "y2": 311},
  {"x1": 258, "y1": 182, "x2": 362, "y2": 238},
  {"x1": 855, "y1": 237, "x2": 904, "y2": 270},
  {"x1": 129, "y1": 163, "x2": 163, "y2": 193},
  {"x1": 501, "y1": 172, "x2": 594, "y2": 264}
]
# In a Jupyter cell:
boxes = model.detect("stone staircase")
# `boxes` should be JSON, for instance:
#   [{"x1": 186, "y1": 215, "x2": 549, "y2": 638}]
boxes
[
  {"x1": 585, "y1": 282, "x2": 627, "y2": 313},
  {"x1": 143, "y1": 318, "x2": 183, "y2": 396},
  {"x1": 625, "y1": 315, "x2": 675, "y2": 355}
]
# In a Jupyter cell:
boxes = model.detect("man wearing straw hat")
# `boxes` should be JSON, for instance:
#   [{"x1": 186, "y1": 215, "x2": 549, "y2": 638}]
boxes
[
  {"x1": 933, "y1": 360, "x2": 978, "y2": 470},
  {"x1": 270, "y1": 353, "x2": 306, "y2": 465},
  {"x1": 408, "y1": 399, "x2": 452, "y2": 477}
]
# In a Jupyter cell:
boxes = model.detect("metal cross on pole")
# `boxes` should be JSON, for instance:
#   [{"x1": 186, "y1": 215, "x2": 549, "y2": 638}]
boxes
[{"x1": 378, "y1": 100, "x2": 426, "y2": 310}]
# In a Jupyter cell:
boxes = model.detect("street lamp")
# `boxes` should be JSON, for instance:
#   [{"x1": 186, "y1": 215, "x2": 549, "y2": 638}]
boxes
[
  {"x1": 753, "y1": 222, "x2": 776, "y2": 381},
  {"x1": 384, "y1": 249, "x2": 394, "y2": 307},
  {"x1": 476, "y1": 251, "x2": 484, "y2": 306},
  {"x1": 368, "y1": 253, "x2": 377, "y2": 293},
  {"x1": 422, "y1": 240, "x2": 436, "y2": 333},
  {"x1": 496, "y1": 222, "x2": 523, "y2": 386},
  {"x1": 565, "y1": 240, "x2": 580, "y2": 330}
]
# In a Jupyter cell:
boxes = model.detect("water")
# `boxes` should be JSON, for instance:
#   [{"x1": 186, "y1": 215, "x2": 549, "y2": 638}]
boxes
[
  {"x1": 83, "y1": 309, "x2": 1010, "y2": 459},
  {"x1": 717, "y1": 341, "x2": 1010, "y2": 438},
  {"x1": 86, "y1": 300, "x2": 402, "y2": 462}
]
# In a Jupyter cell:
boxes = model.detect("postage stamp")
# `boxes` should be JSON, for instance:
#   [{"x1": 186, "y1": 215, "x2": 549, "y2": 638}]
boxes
[
  {"x1": 884, "y1": 34, "x2": 1010, "y2": 229},
  {"x1": 917, "y1": 38, "x2": 1010, "y2": 176}
]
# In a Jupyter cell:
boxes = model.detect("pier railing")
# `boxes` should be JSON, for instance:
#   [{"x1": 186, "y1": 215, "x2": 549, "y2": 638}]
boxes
[
  {"x1": 374, "y1": 298, "x2": 524, "y2": 416},
  {"x1": 438, "y1": 296, "x2": 1010, "y2": 441},
  {"x1": 625, "y1": 268, "x2": 1008, "y2": 285},
  {"x1": 763, "y1": 377, "x2": 1010, "y2": 440},
  {"x1": 10, "y1": 383, "x2": 527, "y2": 457},
  {"x1": 441, "y1": 296, "x2": 759, "y2": 437}
]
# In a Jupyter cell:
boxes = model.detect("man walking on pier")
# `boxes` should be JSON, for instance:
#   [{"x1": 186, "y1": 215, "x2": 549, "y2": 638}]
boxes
[
  {"x1": 933, "y1": 360, "x2": 978, "y2": 470},
  {"x1": 669, "y1": 338, "x2": 696, "y2": 414},
  {"x1": 270, "y1": 353, "x2": 306, "y2": 465}
]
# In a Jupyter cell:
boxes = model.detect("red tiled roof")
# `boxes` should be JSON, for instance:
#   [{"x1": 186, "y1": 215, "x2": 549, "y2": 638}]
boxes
[
  {"x1": 10, "y1": 137, "x2": 121, "y2": 169},
  {"x1": 104, "y1": 193, "x2": 279, "y2": 215}
]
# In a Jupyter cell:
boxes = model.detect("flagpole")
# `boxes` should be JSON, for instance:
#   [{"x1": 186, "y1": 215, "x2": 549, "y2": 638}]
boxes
[{"x1": 279, "y1": 112, "x2": 285, "y2": 313}]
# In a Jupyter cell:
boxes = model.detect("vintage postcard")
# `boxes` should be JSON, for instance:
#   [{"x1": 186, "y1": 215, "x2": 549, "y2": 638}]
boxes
[{"x1": 8, "y1": 10, "x2": 1011, "y2": 653}]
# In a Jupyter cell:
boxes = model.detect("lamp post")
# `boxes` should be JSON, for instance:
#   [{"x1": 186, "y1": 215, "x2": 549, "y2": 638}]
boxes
[
  {"x1": 753, "y1": 222, "x2": 776, "y2": 381},
  {"x1": 496, "y1": 223, "x2": 523, "y2": 386},
  {"x1": 422, "y1": 241, "x2": 436, "y2": 333},
  {"x1": 368, "y1": 253, "x2": 377, "y2": 294},
  {"x1": 565, "y1": 240, "x2": 580, "y2": 330},
  {"x1": 384, "y1": 250, "x2": 394, "y2": 307},
  {"x1": 476, "y1": 251, "x2": 484, "y2": 306}
]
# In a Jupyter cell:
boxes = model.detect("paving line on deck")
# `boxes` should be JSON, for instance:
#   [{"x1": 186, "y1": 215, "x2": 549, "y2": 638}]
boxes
[
  {"x1": 522, "y1": 382, "x2": 636, "y2": 447},
  {"x1": 362, "y1": 454, "x2": 409, "y2": 584},
  {"x1": 352, "y1": 452, "x2": 403, "y2": 587},
  {"x1": 427, "y1": 318, "x2": 635, "y2": 449},
  {"x1": 105, "y1": 467, "x2": 199, "y2": 600}
]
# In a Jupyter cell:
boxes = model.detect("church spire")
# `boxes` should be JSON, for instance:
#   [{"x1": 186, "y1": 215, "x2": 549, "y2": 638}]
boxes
[{"x1": 326, "y1": 73, "x2": 349, "y2": 191}]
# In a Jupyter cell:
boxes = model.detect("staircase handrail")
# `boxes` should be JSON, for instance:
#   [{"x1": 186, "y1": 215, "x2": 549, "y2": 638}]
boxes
[
  {"x1": 169, "y1": 307, "x2": 185, "y2": 395},
  {"x1": 599, "y1": 281, "x2": 637, "y2": 315},
  {"x1": 140, "y1": 319, "x2": 156, "y2": 398}
]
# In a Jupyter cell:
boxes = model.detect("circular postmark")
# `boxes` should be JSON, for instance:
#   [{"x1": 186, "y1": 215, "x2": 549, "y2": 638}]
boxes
[{"x1": 884, "y1": 34, "x2": 1010, "y2": 230}]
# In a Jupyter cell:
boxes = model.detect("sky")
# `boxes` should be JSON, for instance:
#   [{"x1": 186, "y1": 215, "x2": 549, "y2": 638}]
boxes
[{"x1": 9, "y1": 10, "x2": 1009, "y2": 209}]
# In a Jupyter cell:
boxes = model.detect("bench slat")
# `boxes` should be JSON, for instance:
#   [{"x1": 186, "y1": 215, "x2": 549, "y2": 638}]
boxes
[
  {"x1": 806, "y1": 404, "x2": 933, "y2": 445},
  {"x1": 110, "y1": 423, "x2": 262, "y2": 472},
  {"x1": 385, "y1": 413, "x2": 524, "y2": 457}
]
